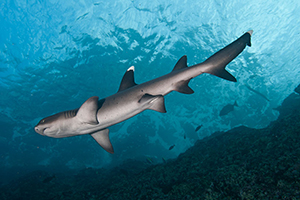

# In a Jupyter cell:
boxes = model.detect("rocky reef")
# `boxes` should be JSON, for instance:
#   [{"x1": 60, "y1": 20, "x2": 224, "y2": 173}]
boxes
[{"x1": 1, "y1": 92, "x2": 300, "y2": 200}]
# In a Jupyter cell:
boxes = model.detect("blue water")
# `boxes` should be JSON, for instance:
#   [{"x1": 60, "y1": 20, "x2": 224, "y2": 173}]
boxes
[{"x1": 0, "y1": 0, "x2": 300, "y2": 182}]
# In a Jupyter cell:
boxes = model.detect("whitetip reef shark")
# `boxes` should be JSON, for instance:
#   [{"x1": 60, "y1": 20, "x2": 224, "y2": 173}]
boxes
[{"x1": 35, "y1": 30, "x2": 253, "y2": 154}]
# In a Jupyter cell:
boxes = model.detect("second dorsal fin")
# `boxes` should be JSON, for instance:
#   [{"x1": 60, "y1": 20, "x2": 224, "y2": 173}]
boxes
[
  {"x1": 172, "y1": 55, "x2": 188, "y2": 72},
  {"x1": 118, "y1": 66, "x2": 137, "y2": 92}
]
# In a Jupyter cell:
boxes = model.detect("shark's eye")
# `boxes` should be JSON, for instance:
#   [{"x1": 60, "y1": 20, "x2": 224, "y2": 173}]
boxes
[{"x1": 42, "y1": 119, "x2": 45, "y2": 123}]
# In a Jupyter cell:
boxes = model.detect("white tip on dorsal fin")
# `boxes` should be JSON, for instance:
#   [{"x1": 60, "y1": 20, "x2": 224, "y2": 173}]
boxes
[
  {"x1": 247, "y1": 30, "x2": 253, "y2": 36},
  {"x1": 127, "y1": 66, "x2": 135, "y2": 72},
  {"x1": 118, "y1": 66, "x2": 137, "y2": 92},
  {"x1": 77, "y1": 96, "x2": 99, "y2": 125}
]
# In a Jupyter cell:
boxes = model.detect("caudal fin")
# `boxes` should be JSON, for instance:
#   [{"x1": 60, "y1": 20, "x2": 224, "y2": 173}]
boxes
[{"x1": 202, "y1": 30, "x2": 253, "y2": 82}]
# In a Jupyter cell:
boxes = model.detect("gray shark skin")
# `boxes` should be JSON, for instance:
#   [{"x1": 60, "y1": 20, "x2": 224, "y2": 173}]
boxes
[{"x1": 35, "y1": 30, "x2": 253, "y2": 154}]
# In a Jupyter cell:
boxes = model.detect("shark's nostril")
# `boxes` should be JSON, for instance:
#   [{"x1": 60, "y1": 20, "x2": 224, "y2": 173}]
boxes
[{"x1": 34, "y1": 127, "x2": 44, "y2": 135}]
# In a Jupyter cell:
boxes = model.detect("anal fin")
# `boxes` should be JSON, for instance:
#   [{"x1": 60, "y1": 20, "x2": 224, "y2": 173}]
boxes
[
  {"x1": 174, "y1": 79, "x2": 194, "y2": 94},
  {"x1": 90, "y1": 129, "x2": 114, "y2": 154}
]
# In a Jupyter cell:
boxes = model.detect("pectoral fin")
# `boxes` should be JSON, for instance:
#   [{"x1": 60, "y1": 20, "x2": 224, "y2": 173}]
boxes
[{"x1": 90, "y1": 129, "x2": 114, "y2": 154}]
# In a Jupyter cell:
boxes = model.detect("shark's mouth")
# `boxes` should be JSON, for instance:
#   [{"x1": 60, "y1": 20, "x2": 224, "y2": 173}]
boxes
[
  {"x1": 34, "y1": 126, "x2": 47, "y2": 136},
  {"x1": 42, "y1": 128, "x2": 48, "y2": 135}
]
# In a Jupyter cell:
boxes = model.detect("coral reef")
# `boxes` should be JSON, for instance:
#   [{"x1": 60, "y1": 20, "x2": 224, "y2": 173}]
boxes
[{"x1": 1, "y1": 93, "x2": 300, "y2": 199}]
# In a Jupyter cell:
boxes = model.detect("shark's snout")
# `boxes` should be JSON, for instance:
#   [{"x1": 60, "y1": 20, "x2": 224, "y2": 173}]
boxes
[{"x1": 34, "y1": 126, "x2": 45, "y2": 136}]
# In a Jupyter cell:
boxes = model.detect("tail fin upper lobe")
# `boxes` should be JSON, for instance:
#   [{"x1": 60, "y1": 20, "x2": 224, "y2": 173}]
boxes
[{"x1": 202, "y1": 30, "x2": 253, "y2": 82}]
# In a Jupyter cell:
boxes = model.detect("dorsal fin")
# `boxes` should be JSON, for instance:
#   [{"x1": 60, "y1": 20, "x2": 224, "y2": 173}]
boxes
[
  {"x1": 76, "y1": 96, "x2": 99, "y2": 125},
  {"x1": 118, "y1": 66, "x2": 137, "y2": 92},
  {"x1": 172, "y1": 55, "x2": 188, "y2": 72}
]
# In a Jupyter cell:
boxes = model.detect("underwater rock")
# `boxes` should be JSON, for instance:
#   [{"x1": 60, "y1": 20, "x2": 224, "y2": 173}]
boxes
[{"x1": 42, "y1": 175, "x2": 56, "y2": 183}]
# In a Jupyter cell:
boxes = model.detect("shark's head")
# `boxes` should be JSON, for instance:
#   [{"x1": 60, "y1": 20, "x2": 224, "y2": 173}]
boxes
[
  {"x1": 34, "y1": 96, "x2": 99, "y2": 138},
  {"x1": 34, "y1": 112, "x2": 63, "y2": 137}
]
